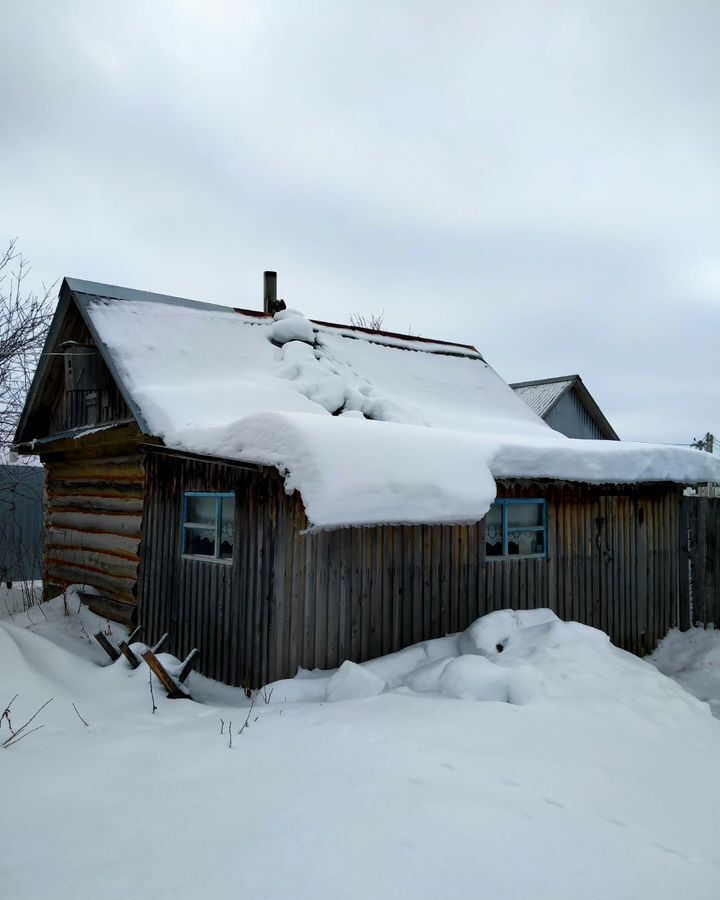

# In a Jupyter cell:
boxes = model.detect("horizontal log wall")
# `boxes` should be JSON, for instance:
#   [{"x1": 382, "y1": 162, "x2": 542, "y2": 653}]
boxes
[{"x1": 43, "y1": 453, "x2": 144, "y2": 609}]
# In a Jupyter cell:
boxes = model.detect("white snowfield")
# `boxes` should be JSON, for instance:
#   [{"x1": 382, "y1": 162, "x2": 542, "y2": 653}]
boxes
[
  {"x1": 76, "y1": 286, "x2": 720, "y2": 529},
  {"x1": 2, "y1": 592, "x2": 720, "y2": 900}
]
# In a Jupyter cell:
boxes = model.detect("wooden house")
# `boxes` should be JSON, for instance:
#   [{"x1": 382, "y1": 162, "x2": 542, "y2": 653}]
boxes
[
  {"x1": 511, "y1": 375, "x2": 619, "y2": 441},
  {"x1": 13, "y1": 276, "x2": 720, "y2": 688}
]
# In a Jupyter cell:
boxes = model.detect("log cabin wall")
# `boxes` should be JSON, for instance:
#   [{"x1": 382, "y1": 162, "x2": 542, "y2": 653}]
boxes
[
  {"x1": 139, "y1": 450, "x2": 683, "y2": 688},
  {"x1": 40, "y1": 428, "x2": 147, "y2": 624}
]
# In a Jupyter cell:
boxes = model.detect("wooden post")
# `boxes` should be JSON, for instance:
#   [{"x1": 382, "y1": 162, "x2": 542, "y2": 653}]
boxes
[
  {"x1": 142, "y1": 649, "x2": 188, "y2": 700},
  {"x1": 94, "y1": 631, "x2": 120, "y2": 661},
  {"x1": 177, "y1": 648, "x2": 200, "y2": 684}
]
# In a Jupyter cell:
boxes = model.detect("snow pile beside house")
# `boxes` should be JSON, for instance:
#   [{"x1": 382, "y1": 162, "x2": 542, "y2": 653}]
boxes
[
  {"x1": 3, "y1": 597, "x2": 720, "y2": 900},
  {"x1": 648, "y1": 627, "x2": 720, "y2": 718},
  {"x1": 83, "y1": 294, "x2": 720, "y2": 529},
  {"x1": 267, "y1": 609, "x2": 711, "y2": 718}
]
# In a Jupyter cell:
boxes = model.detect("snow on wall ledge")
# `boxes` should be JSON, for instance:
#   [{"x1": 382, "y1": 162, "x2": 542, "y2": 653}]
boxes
[{"x1": 82, "y1": 296, "x2": 720, "y2": 529}]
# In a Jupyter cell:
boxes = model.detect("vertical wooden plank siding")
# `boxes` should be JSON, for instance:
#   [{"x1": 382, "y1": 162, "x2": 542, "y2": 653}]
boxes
[
  {"x1": 138, "y1": 455, "x2": 688, "y2": 688},
  {"x1": 680, "y1": 496, "x2": 720, "y2": 628}
]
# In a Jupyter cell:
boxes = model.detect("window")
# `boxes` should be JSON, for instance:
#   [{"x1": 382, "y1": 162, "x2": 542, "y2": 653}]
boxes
[
  {"x1": 485, "y1": 499, "x2": 546, "y2": 560},
  {"x1": 182, "y1": 493, "x2": 235, "y2": 563}
]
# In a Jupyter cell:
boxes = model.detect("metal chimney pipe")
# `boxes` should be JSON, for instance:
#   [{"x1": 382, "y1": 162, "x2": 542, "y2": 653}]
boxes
[{"x1": 263, "y1": 271, "x2": 277, "y2": 314}]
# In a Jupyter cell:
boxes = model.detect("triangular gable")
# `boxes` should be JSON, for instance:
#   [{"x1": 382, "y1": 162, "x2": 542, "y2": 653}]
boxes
[
  {"x1": 511, "y1": 375, "x2": 619, "y2": 441},
  {"x1": 13, "y1": 279, "x2": 147, "y2": 445}
]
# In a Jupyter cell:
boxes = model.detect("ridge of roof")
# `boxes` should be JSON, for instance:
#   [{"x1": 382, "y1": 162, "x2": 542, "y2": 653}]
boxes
[
  {"x1": 509, "y1": 375, "x2": 578, "y2": 389},
  {"x1": 64, "y1": 277, "x2": 480, "y2": 356}
]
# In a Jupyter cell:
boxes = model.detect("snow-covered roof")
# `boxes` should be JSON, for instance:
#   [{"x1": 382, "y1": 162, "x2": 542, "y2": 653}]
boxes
[{"x1": 45, "y1": 279, "x2": 720, "y2": 528}]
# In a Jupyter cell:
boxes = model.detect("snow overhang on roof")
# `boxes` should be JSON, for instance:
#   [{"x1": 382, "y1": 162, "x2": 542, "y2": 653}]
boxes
[{"x1": 25, "y1": 278, "x2": 720, "y2": 529}]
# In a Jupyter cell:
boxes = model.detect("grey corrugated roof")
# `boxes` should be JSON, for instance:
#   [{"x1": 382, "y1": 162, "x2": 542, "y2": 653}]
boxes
[
  {"x1": 510, "y1": 377, "x2": 575, "y2": 418},
  {"x1": 510, "y1": 375, "x2": 620, "y2": 441}
]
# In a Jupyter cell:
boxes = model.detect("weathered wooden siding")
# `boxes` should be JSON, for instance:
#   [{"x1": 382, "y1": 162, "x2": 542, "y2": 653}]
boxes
[
  {"x1": 680, "y1": 496, "x2": 720, "y2": 628},
  {"x1": 545, "y1": 389, "x2": 606, "y2": 440},
  {"x1": 494, "y1": 482, "x2": 680, "y2": 657},
  {"x1": 139, "y1": 451, "x2": 284, "y2": 687},
  {"x1": 270, "y1": 494, "x2": 486, "y2": 679},
  {"x1": 139, "y1": 452, "x2": 684, "y2": 688},
  {"x1": 43, "y1": 452, "x2": 144, "y2": 616}
]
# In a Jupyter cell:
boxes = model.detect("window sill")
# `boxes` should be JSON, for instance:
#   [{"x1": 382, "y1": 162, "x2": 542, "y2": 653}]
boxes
[
  {"x1": 181, "y1": 554, "x2": 233, "y2": 566},
  {"x1": 486, "y1": 555, "x2": 547, "y2": 562}
]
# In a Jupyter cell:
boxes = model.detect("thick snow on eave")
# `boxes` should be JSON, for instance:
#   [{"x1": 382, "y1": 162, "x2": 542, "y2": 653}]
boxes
[{"x1": 168, "y1": 412, "x2": 720, "y2": 530}]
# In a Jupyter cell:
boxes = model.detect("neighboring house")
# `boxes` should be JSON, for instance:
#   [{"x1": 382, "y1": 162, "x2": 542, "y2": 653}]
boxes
[
  {"x1": 511, "y1": 375, "x2": 619, "y2": 440},
  {"x1": 13, "y1": 276, "x2": 720, "y2": 687}
]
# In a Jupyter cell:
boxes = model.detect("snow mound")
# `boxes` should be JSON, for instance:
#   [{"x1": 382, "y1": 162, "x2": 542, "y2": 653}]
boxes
[
  {"x1": 326, "y1": 660, "x2": 386, "y2": 702},
  {"x1": 264, "y1": 609, "x2": 709, "y2": 720},
  {"x1": 648, "y1": 626, "x2": 720, "y2": 717},
  {"x1": 439, "y1": 655, "x2": 511, "y2": 701}
]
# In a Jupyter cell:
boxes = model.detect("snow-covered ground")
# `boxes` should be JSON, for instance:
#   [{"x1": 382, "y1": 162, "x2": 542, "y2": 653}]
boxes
[{"x1": 2, "y1": 591, "x2": 720, "y2": 900}]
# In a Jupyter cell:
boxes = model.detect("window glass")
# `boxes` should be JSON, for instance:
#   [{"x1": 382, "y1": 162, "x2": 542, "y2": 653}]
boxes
[
  {"x1": 507, "y1": 529, "x2": 544, "y2": 556},
  {"x1": 185, "y1": 528, "x2": 215, "y2": 557},
  {"x1": 486, "y1": 499, "x2": 547, "y2": 560},
  {"x1": 186, "y1": 495, "x2": 216, "y2": 526},
  {"x1": 506, "y1": 502, "x2": 543, "y2": 528},
  {"x1": 485, "y1": 503, "x2": 503, "y2": 556},
  {"x1": 182, "y1": 493, "x2": 234, "y2": 562},
  {"x1": 220, "y1": 497, "x2": 235, "y2": 559}
]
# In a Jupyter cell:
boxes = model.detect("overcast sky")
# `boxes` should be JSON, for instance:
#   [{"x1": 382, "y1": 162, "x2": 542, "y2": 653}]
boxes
[{"x1": 1, "y1": 1, "x2": 718, "y2": 444}]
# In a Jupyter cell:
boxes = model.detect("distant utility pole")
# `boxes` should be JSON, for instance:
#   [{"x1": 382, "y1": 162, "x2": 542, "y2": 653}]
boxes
[{"x1": 692, "y1": 432, "x2": 715, "y2": 454}]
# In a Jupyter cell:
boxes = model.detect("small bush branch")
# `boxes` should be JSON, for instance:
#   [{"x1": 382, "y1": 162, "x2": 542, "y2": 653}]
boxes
[
  {"x1": 72, "y1": 702, "x2": 89, "y2": 727},
  {"x1": 1, "y1": 696, "x2": 53, "y2": 749},
  {"x1": 148, "y1": 670, "x2": 157, "y2": 715}
]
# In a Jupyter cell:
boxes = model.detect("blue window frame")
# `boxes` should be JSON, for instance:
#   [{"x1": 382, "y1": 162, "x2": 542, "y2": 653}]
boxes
[
  {"x1": 181, "y1": 492, "x2": 235, "y2": 563},
  {"x1": 485, "y1": 499, "x2": 547, "y2": 561}
]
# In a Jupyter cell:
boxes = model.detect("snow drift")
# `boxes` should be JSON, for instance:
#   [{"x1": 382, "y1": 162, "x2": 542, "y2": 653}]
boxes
[
  {"x1": 267, "y1": 608, "x2": 711, "y2": 721},
  {"x1": 3, "y1": 593, "x2": 720, "y2": 900}
]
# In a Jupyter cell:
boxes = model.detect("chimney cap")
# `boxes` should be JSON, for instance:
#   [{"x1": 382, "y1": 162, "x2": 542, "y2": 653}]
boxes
[{"x1": 263, "y1": 271, "x2": 278, "y2": 314}]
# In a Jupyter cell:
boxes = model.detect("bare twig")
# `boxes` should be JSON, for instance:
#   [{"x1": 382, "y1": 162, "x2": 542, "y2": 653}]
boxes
[
  {"x1": 228, "y1": 721, "x2": 232, "y2": 749},
  {"x1": 72, "y1": 702, "x2": 89, "y2": 727},
  {"x1": 350, "y1": 309, "x2": 385, "y2": 331},
  {"x1": 259, "y1": 685, "x2": 274, "y2": 705},
  {"x1": 1, "y1": 697, "x2": 52, "y2": 748},
  {"x1": 1, "y1": 693, "x2": 18, "y2": 732},
  {"x1": 220, "y1": 718, "x2": 225, "y2": 735},
  {"x1": 3, "y1": 724, "x2": 45, "y2": 748},
  {"x1": 0, "y1": 240, "x2": 55, "y2": 449},
  {"x1": 148, "y1": 670, "x2": 157, "y2": 715},
  {"x1": 236, "y1": 692, "x2": 257, "y2": 738}
]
